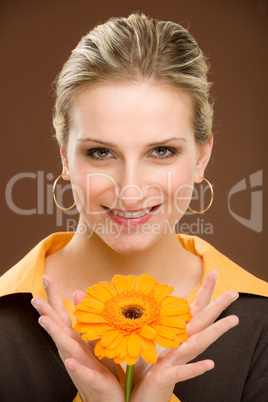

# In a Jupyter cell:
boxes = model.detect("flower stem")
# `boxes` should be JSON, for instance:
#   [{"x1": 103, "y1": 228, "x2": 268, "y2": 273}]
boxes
[{"x1": 125, "y1": 364, "x2": 134, "y2": 402}]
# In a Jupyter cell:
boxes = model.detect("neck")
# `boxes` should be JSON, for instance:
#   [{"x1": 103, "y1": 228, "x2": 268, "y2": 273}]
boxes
[{"x1": 57, "y1": 226, "x2": 203, "y2": 299}]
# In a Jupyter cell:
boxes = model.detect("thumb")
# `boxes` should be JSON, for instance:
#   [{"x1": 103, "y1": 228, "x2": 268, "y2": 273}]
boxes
[{"x1": 73, "y1": 290, "x2": 86, "y2": 306}]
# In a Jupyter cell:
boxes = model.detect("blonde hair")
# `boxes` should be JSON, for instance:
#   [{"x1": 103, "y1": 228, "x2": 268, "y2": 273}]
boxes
[{"x1": 53, "y1": 13, "x2": 213, "y2": 147}]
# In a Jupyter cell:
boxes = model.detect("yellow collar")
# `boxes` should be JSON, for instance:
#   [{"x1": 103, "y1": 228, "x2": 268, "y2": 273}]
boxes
[
  {"x1": 1, "y1": 232, "x2": 267, "y2": 308},
  {"x1": 178, "y1": 234, "x2": 268, "y2": 302}
]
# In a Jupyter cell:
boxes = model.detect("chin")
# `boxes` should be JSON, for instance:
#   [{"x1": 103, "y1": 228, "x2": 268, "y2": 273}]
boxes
[{"x1": 102, "y1": 233, "x2": 160, "y2": 255}]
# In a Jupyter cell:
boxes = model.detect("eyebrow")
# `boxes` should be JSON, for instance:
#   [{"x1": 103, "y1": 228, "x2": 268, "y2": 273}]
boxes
[{"x1": 77, "y1": 137, "x2": 186, "y2": 147}]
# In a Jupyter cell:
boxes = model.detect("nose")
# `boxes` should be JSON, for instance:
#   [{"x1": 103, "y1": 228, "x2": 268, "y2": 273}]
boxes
[{"x1": 117, "y1": 163, "x2": 146, "y2": 209}]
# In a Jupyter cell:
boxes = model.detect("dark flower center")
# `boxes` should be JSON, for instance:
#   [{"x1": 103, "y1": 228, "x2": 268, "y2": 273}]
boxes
[{"x1": 121, "y1": 305, "x2": 144, "y2": 320}]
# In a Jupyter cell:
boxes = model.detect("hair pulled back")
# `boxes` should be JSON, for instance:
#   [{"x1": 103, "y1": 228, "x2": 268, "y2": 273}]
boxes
[{"x1": 53, "y1": 13, "x2": 213, "y2": 146}]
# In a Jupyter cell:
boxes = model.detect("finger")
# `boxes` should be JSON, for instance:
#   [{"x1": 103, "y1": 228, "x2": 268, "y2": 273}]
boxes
[
  {"x1": 73, "y1": 290, "x2": 86, "y2": 306},
  {"x1": 190, "y1": 270, "x2": 218, "y2": 315},
  {"x1": 187, "y1": 289, "x2": 239, "y2": 337},
  {"x1": 38, "y1": 314, "x2": 99, "y2": 369},
  {"x1": 38, "y1": 314, "x2": 76, "y2": 354},
  {"x1": 42, "y1": 274, "x2": 72, "y2": 326},
  {"x1": 160, "y1": 359, "x2": 214, "y2": 386},
  {"x1": 31, "y1": 296, "x2": 66, "y2": 329},
  {"x1": 65, "y1": 358, "x2": 124, "y2": 401},
  {"x1": 171, "y1": 314, "x2": 239, "y2": 366},
  {"x1": 65, "y1": 358, "x2": 101, "y2": 392}
]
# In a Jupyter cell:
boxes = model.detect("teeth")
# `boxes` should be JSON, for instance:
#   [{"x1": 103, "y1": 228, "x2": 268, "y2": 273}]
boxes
[{"x1": 111, "y1": 208, "x2": 152, "y2": 219}]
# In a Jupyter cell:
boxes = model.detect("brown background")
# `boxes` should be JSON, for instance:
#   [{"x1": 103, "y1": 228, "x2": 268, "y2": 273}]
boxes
[{"x1": 1, "y1": 0, "x2": 267, "y2": 280}]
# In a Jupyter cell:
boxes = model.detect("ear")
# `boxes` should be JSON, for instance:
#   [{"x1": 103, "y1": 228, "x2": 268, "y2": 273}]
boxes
[
  {"x1": 194, "y1": 135, "x2": 213, "y2": 183},
  {"x1": 60, "y1": 146, "x2": 70, "y2": 180}
]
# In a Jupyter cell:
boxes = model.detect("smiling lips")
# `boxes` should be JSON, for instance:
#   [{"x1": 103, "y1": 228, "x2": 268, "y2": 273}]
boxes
[
  {"x1": 104, "y1": 205, "x2": 160, "y2": 226},
  {"x1": 110, "y1": 207, "x2": 152, "y2": 218}
]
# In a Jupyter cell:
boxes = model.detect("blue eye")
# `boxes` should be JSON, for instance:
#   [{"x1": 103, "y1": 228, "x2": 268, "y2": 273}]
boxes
[{"x1": 86, "y1": 148, "x2": 113, "y2": 159}]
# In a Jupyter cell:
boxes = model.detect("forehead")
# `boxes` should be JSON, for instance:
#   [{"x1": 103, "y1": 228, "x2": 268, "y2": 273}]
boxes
[{"x1": 69, "y1": 82, "x2": 194, "y2": 142}]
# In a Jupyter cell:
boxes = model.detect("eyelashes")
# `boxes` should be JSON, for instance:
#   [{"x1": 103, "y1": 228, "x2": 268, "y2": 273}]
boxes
[
  {"x1": 85, "y1": 146, "x2": 180, "y2": 161},
  {"x1": 86, "y1": 148, "x2": 114, "y2": 159},
  {"x1": 150, "y1": 146, "x2": 178, "y2": 159}
]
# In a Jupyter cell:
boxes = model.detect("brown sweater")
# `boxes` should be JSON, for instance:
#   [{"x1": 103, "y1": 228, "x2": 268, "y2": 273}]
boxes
[
  {"x1": 0, "y1": 291, "x2": 267, "y2": 401},
  {"x1": 1, "y1": 233, "x2": 268, "y2": 400}
]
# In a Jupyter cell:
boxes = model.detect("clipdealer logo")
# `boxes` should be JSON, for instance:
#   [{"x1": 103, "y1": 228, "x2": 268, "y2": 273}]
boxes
[
  {"x1": 5, "y1": 170, "x2": 263, "y2": 233},
  {"x1": 4, "y1": 171, "x2": 77, "y2": 227},
  {"x1": 228, "y1": 170, "x2": 263, "y2": 233}
]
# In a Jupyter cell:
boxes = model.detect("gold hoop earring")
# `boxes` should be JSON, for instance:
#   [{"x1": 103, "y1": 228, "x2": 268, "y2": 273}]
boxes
[
  {"x1": 52, "y1": 174, "x2": 76, "y2": 211},
  {"x1": 188, "y1": 177, "x2": 214, "y2": 214}
]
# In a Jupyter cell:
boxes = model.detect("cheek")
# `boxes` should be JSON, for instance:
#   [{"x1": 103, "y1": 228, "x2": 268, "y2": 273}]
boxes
[
  {"x1": 71, "y1": 170, "x2": 119, "y2": 211},
  {"x1": 164, "y1": 162, "x2": 195, "y2": 212},
  {"x1": 172, "y1": 183, "x2": 193, "y2": 215}
]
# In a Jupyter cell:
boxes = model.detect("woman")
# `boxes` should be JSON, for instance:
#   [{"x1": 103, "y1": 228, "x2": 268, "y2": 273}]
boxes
[{"x1": 0, "y1": 13, "x2": 267, "y2": 402}]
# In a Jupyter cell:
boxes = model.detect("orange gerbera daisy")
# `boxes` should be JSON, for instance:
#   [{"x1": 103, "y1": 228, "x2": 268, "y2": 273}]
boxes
[{"x1": 74, "y1": 274, "x2": 191, "y2": 365}]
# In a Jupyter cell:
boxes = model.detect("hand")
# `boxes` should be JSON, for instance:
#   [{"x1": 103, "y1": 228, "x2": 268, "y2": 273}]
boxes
[
  {"x1": 31, "y1": 275, "x2": 125, "y2": 402},
  {"x1": 129, "y1": 270, "x2": 239, "y2": 401},
  {"x1": 32, "y1": 271, "x2": 239, "y2": 402}
]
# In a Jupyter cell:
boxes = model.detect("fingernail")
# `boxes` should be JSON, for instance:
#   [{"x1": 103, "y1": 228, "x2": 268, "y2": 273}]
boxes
[
  {"x1": 213, "y1": 270, "x2": 218, "y2": 284},
  {"x1": 38, "y1": 317, "x2": 46, "y2": 329},
  {"x1": 231, "y1": 290, "x2": 239, "y2": 301},
  {"x1": 42, "y1": 275, "x2": 48, "y2": 289},
  {"x1": 31, "y1": 299, "x2": 40, "y2": 313},
  {"x1": 65, "y1": 359, "x2": 73, "y2": 370}
]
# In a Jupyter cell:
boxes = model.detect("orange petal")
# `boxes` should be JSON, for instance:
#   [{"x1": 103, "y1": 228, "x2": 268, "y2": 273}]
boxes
[
  {"x1": 74, "y1": 308, "x2": 103, "y2": 316},
  {"x1": 139, "y1": 325, "x2": 156, "y2": 339},
  {"x1": 117, "y1": 335, "x2": 129, "y2": 358},
  {"x1": 177, "y1": 332, "x2": 188, "y2": 342},
  {"x1": 154, "y1": 334, "x2": 180, "y2": 348},
  {"x1": 152, "y1": 283, "x2": 165, "y2": 294},
  {"x1": 112, "y1": 275, "x2": 128, "y2": 289},
  {"x1": 77, "y1": 298, "x2": 105, "y2": 311},
  {"x1": 163, "y1": 326, "x2": 185, "y2": 335},
  {"x1": 178, "y1": 313, "x2": 192, "y2": 323},
  {"x1": 98, "y1": 282, "x2": 118, "y2": 297},
  {"x1": 104, "y1": 349, "x2": 117, "y2": 359},
  {"x1": 76, "y1": 315, "x2": 108, "y2": 324},
  {"x1": 113, "y1": 279, "x2": 127, "y2": 294},
  {"x1": 92, "y1": 284, "x2": 113, "y2": 301},
  {"x1": 153, "y1": 285, "x2": 174, "y2": 303},
  {"x1": 140, "y1": 340, "x2": 158, "y2": 364},
  {"x1": 128, "y1": 332, "x2": 141, "y2": 358},
  {"x1": 76, "y1": 323, "x2": 112, "y2": 339},
  {"x1": 153, "y1": 325, "x2": 176, "y2": 340},
  {"x1": 138, "y1": 274, "x2": 157, "y2": 294},
  {"x1": 81, "y1": 333, "x2": 100, "y2": 341},
  {"x1": 126, "y1": 275, "x2": 136, "y2": 291},
  {"x1": 139, "y1": 335, "x2": 148, "y2": 350},
  {"x1": 114, "y1": 356, "x2": 125, "y2": 364},
  {"x1": 74, "y1": 322, "x2": 99, "y2": 333},
  {"x1": 77, "y1": 325, "x2": 100, "y2": 340},
  {"x1": 161, "y1": 296, "x2": 187, "y2": 306},
  {"x1": 74, "y1": 321, "x2": 109, "y2": 330},
  {"x1": 125, "y1": 355, "x2": 139, "y2": 365},
  {"x1": 107, "y1": 332, "x2": 125, "y2": 351},
  {"x1": 94, "y1": 340, "x2": 106, "y2": 358},
  {"x1": 132, "y1": 277, "x2": 140, "y2": 291},
  {"x1": 86, "y1": 287, "x2": 107, "y2": 301},
  {"x1": 101, "y1": 329, "x2": 121, "y2": 347},
  {"x1": 161, "y1": 305, "x2": 191, "y2": 316},
  {"x1": 112, "y1": 274, "x2": 124, "y2": 282},
  {"x1": 159, "y1": 317, "x2": 187, "y2": 329}
]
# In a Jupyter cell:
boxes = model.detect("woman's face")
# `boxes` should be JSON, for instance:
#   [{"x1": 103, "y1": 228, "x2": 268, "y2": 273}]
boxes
[{"x1": 61, "y1": 82, "x2": 212, "y2": 253}]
